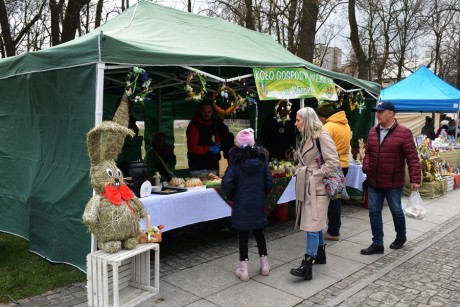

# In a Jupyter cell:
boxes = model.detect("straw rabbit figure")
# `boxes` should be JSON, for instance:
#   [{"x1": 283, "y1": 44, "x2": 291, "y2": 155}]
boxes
[
  {"x1": 356, "y1": 138, "x2": 366, "y2": 164},
  {"x1": 82, "y1": 94, "x2": 147, "y2": 253}
]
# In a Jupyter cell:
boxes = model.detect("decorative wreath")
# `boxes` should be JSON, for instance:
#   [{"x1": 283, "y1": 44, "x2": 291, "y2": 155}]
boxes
[
  {"x1": 236, "y1": 86, "x2": 258, "y2": 112},
  {"x1": 273, "y1": 99, "x2": 292, "y2": 124},
  {"x1": 184, "y1": 72, "x2": 207, "y2": 101},
  {"x1": 125, "y1": 67, "x2": 152, "y2": 104},
  {"x1": 212, "y1": 85, "x2": 239, "y2": 115}
]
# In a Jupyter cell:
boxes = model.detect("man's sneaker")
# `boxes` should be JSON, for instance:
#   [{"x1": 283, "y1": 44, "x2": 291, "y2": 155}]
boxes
[
  {"x1": 390, "y1": 237, "x2": 407, "y2": 249},
  {"x1": 324, "y1": 232, "x2": 340, "y2": 241},
  {"x1": 360, "y1": 244, "x2": 384, "y2": 255}
]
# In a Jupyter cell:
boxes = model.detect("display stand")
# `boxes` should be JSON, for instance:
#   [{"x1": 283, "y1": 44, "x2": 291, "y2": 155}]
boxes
[
  {"x1": 445, "y1": 176, "x2": 454, "y2": 191},
  {"x1": 87, "y1": 243, "x2": 160, "y2": 307}
]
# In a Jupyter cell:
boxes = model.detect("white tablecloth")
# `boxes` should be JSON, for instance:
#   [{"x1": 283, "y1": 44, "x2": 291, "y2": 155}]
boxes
[
  {"x1": 139, "y1": 188, "x2": 231, "y2": 232},
  {"x1": 346, "y1": 164, "x2": 367, "y2": 191},
  {"x1": 270, "y1": 167, "x2": 367, "y2": 203},
  {"x1": 277, "y1": 177, "x2": 296, "y2": 204}
]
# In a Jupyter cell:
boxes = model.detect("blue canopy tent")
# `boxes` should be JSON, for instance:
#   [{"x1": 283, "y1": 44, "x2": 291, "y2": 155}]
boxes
[{"x1": 380, "y1": 66, "x2": 460, "y2": 113}]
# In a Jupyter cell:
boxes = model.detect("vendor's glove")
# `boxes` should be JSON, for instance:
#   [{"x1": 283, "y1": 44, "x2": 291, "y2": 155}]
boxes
[{"x1": 209, "y1": 144, "x2": 221, "y2": 154}]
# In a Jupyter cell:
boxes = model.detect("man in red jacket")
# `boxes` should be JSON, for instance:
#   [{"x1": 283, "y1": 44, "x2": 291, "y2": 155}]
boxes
[
  {"x1": 186, "y1": 100, "x2": 221, "y2": 177},
  {"x1": 361, "y1": 101, "x2": 421, "y2": 255}
]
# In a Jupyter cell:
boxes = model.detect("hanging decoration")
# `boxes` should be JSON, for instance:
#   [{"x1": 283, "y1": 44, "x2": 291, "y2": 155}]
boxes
[
  {"x1": 212, "y1": 85, "x2": 238, "y2": 116},
  {"x1": 336, "y1": 88, "x2": 345, "y2": 108},
  {"x1": 125, "y1": 67, "x2": 152, "y2": 104},
  {"x1": 184, "y1": 72, "x2": 207, "y2": 101},
  {"x1": 235, "y1": 85, "x2": 258, "y2": 112},
  {"x1": 349, "y1": 91, "x2": 366, "y2": 114},
  {"x1": 273, "y1": 99, "x2": 292, "y2": 125}
]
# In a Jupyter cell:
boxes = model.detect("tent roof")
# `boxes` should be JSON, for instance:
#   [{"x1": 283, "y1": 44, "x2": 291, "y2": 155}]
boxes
[
  {"x1": 0, "y1": 0, "x2": 379, "y2": 95},
  {"x1": 380, "y1": 65, "x2": 460, "y2": 112}
]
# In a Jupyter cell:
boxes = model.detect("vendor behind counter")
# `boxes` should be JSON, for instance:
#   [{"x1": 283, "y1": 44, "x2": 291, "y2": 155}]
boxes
[
  {"x1": 261, "y1": 102, "x2": 297, "y2": 160},
  {"x1": 144, "y1": 132, "x2": 176, "y2": 181}
]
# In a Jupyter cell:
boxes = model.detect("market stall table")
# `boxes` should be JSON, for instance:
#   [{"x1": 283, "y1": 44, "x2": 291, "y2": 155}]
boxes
[
  {"x1": 140, "y1": 177, "x2": 297, "y2": 231},
  {"x1": 213, "y1": 176, "x2": 295, "y2": 215},
  {"x1": 139, "y1": 188, "x2": 231, "y2": 232},
  {"x1": 274, "y1": 165, "x2": 367, "y2": 196},
  {"x1": 346, "y1": 164, "x2": 367, "y2": 191}
]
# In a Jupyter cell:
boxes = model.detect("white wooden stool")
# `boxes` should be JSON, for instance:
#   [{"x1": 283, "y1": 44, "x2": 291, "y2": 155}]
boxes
[{"x1": 87, "y1": 243, "x2": 159, "y2": 307}]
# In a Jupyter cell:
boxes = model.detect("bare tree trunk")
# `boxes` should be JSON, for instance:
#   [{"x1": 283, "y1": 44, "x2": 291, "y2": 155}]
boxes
[
  {"x1": 348, "y1": 0, "x2": 369, "y2": 79},
  {"x1": 244, "y1": 0, "x2": 255, "y2": 30},
  {"x1": 60, "y1": 0, "x2": 91, "y2": 44},
  {"x1": 0, "y1": 0, "x2": 16, "y2": 56},
  {"x1": 95, "y1": 0, "x2": 104, "y2": 28},
  {"x1": 287, "y1": 0, "x2": 298, "y2": 54},
  {"x1": 50, "y1": 0, "x2": 64, "y2": 46},
  {"x1": 1, "y1": 0, "x2": 46, "y2": 56},
  {"x1": 297, "y1": 0, "x2": 319, "y2": 62},
  {"x1": 188, "y1": 0, "x2": 192, "y2": 12},
  {"x1": 122, "y1": 0, "x2": 130, "y2": 11},
  {"x1": 456, "y1": 38, "x2": 460, "y2": 88}
]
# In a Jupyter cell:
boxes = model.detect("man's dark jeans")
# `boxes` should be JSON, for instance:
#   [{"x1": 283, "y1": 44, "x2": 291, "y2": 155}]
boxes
[{"x1": 327, "y1": 167, "x2": 348, "y2": 236}]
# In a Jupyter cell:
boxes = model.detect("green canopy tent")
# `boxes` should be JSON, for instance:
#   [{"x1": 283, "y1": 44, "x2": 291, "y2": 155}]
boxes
[{"x1": 0, "y1": 0, "x2": 379, "y2": 271}]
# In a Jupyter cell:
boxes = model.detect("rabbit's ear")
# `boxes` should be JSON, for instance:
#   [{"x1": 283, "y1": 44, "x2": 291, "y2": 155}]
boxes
[
  {"x1": 86, "y1": 94, "x2": 134, "y2": 165},
  {"x1": 103, "y1": 122, "x2": 135, "y2": 161},
  {"x1": 113, "y1": 94, "x2": 130, "y2": 128},
  {"x1": 87, "y1": 126, "x2": 104, "y2": 165},
  {"x1": 87, "y1": 122, "x2": 135, "y2": 164}
]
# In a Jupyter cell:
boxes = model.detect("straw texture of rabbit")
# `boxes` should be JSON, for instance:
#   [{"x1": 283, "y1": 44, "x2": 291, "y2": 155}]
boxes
[{"x1": 82, "y1": 95, "x2": 147, "y2": 253}]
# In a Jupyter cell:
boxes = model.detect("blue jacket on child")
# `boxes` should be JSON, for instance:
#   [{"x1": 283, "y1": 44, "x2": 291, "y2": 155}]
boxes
[{"x1": 222, "y1": 145, "x2": 273, "y2": 230}]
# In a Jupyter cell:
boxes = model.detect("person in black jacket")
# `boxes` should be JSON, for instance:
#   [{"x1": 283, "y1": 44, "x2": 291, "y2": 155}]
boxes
[
  {"x1": 221, "y1": 128, "x2": 273, "y2": 282},
  {"x1": 421, "y1": 116, "x2": 435, "y2": 140}
]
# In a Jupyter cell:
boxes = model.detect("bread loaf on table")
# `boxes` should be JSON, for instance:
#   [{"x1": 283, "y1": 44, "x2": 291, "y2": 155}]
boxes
[
  {"x1": 169, "y1": 177, "x2": 185, "y2": 187},
  {"x1": 185, "y1": 177, "x2": 203, "y2": 187}
]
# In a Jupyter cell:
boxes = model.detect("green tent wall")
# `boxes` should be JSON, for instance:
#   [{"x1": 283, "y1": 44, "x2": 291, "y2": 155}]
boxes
[{"x1": 0, "y1": 1, "x2": 379, "y2": 271}]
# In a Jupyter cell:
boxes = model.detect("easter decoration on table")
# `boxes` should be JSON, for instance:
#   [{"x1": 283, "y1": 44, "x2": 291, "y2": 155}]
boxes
[
  {"x1": 82, "y1": 93, "x2": 148, "y2": 253},
  {"x1": 138, "y1": 215, "x2": 164, "y2": 244}
]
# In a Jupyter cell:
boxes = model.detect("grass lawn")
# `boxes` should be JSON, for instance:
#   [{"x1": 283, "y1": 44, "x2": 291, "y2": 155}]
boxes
[{"x1": 0, "y1": 233, "x2": 85, "y2": 304}]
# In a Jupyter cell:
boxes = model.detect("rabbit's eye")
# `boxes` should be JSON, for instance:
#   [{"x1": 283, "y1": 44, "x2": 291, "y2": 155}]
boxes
[
  {"x1": 116, "y1": 169, "x2": 122, "y2": 177},
  {"x1": 106, "y1": 169, "x2": 114, "y2": 177}
]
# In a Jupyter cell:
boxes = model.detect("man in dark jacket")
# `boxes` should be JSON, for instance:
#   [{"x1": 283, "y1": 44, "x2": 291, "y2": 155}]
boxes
[{"x1": 361, "y1": 101, "x2": 421, "y2": 255}]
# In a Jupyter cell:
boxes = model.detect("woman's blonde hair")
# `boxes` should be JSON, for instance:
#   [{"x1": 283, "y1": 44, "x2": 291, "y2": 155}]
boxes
[{"x1": 296, "y1": 107, "x2": 324, "y2": 147}]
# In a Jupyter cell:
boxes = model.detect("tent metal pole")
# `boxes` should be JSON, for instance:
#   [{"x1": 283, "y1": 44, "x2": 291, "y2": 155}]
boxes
[
  {"x1": 226, "y1": 74, "x2": 253, "y2": 82},
  {"x1": 183, "y1": 66, "x2": 226, "y2": 82},
  {"x1": 91, "y1": 62, "x2": 106, "y2": 252},
  {"x1": 95, "y1": 63, "x2": 106, "y2": 125}
]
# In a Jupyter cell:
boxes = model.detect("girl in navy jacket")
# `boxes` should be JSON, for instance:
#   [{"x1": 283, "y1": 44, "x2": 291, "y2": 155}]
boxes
[{"x1": 222, "y1": 128, "x2": 273, "y2": 281}]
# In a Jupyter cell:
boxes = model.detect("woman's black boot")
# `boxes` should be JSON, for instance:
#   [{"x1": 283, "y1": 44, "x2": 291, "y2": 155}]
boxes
[
  {"x1": 315, "y1": 244, "x2": 326, "y2": 264},
  {"x1": 290, "y1": 254, "x2": 315, "y2": 280}
]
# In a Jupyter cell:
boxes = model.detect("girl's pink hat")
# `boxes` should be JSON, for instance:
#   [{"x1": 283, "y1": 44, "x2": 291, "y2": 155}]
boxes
[{"x1": 236, "y1": 128, "x2": 255, "y2": 147}]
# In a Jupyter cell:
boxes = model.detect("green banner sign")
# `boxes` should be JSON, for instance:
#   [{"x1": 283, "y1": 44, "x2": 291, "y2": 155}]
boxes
[{"x1": 253, "y1": 67, "x2": 337, "y2": 101}]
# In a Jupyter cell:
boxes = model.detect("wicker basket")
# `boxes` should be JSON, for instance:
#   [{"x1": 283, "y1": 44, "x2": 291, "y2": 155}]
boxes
[{"x1": 148, "y1": 232, "x2": 162, "y2": 243}]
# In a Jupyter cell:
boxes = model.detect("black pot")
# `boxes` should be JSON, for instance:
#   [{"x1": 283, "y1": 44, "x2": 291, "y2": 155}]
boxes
[{"x1": 118, "y1": 160, "x2": 148, "y2": 197}]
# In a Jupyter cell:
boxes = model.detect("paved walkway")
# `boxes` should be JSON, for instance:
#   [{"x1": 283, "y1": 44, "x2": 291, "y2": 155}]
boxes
[{"x1": 4, "y1": 189, "x2": 460, "y2": 306}]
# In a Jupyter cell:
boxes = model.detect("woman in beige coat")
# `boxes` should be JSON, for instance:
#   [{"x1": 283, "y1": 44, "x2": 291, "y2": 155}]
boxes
[{"x1": 290, "y1": 107, "x2": 340, "y2": 280}]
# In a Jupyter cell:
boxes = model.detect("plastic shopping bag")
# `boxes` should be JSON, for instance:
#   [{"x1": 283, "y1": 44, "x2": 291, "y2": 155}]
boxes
[{"x1": 405, "y1": 191, "x2": 426, "y2": 219}]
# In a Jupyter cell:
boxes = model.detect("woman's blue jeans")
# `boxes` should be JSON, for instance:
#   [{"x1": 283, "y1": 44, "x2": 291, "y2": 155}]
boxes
[
  {"x1": 368, "y1": 186, "x2": 406, "y2": 246},
  {"x1": 306, "y1": 230, "x2": 324, "y2": 256}
]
